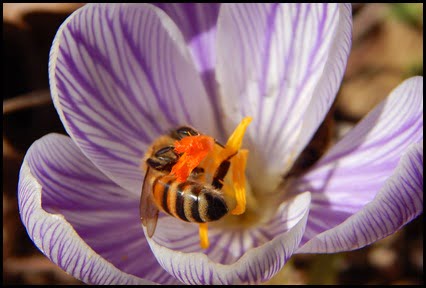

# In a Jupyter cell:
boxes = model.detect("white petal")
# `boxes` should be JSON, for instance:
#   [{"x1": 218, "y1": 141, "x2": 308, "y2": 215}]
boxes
[
  {"x1": 145, "y1": 192, "x2": 311, "y2": 284},
  {"x1": 216, "y1": 4, "x2": 352, "y2": 193},
  {"x1": 154, "y1": 3, "x2": 226, "y2": 137},
  {"x1": 298, "y1": 142, "x2": 423, "y2": 253},
  {"x1": 18, "y1": 134, "x2": 178, "y2": 284},
  {"x1": 292, "y1": 76, "x2": 423, "y2": 245},
  {"x1": 49, "y1": 4, "x2": 218, "y2": 195}
]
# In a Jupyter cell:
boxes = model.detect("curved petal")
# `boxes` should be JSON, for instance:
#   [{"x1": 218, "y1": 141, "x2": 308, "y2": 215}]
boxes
[
  {"x1": 292, "y1": 76, "x2": 423, "y2": 245},
  {"x1": 18, "y1": 134, "x2": 178, "y2": 284},
  {"x1": 154, "y1": 3, "x2": 226, "y2": 137},
  {"x1": 145, "y1": 192, "x2": 311, "y2": 284},
  {"x1": 298, "y1": 141, "x2": 423, "y2": 253},
  {"x1": 216, "y1": 4, "x2": 352, "y2": 194},
  {"x1": 153, "y1": 3, "x2": 220, "y2": 75},
  {"x1": 49, "y1": 3, "x2": 219, "y2": 195}
]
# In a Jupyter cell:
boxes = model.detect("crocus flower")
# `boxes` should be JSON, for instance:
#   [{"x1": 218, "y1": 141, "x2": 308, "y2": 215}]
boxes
[{"x1": 18, "y1": 3, "x2": 423, "y2": 285}]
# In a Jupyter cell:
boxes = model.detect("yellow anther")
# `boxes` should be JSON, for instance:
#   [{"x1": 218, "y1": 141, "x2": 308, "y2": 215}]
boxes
[
  {"x1": 196, "y1": 117, "x2": 252, "y2": 249},
  {"x1": 225, "y1": 117, "x2": 252, "y2": 152},
  {"x1": 199, "y1": 223, "x2": 209, "y2": 249},
  {"x1": 225, "y1": 117, "x2": 251, "y2": 215},
  {"x1": 231, "y1": 149, "x2": 248, "y2": 215}
]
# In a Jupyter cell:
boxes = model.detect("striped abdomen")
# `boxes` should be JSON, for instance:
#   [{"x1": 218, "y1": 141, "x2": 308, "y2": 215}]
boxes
[{"x1": 151, "y1": 175, "x2": 229, "y2": 223}]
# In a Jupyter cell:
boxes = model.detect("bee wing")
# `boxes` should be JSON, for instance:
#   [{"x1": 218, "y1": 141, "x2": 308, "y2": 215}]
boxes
[{"x1": 140, "y1": 168, "x2": 159, "y2": 238}]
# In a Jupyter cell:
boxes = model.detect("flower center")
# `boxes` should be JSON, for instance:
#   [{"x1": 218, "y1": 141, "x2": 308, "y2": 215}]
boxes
[{"x1": 169, "y1": 117, "x2": 252, "y2": 248}]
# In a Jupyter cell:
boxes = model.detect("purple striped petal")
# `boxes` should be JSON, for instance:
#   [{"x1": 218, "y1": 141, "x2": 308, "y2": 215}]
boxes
[
  {"x1": 145, "y1": 192, "x2": 311, "y2": 284},
  {"x1": 154, "y1": 3, "x2": 225, "y2": 137},
  {"x1": 154, "y1": 3, "x2": 220, "y2": 74},
  {"x1": 216, "y1": 4, "x2": 352, "y2": 194},
  {"x1": 49, "y1": 3, "x2": 219, "y2": 194},
  {"x1": 298, "y1": 141, "x2": 423, "y2": 253},
  {"x1": 292, "y1": 76, "x2": 423, "y2": 246},
  {"x1": 18, "y1": 134, "x2": 178, "y2": 284}
]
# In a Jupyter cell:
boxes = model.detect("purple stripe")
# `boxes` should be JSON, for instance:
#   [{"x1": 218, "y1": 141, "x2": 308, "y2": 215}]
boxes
[
  {"x1": 264, "y1": 4, "x2": 304, "y2": 142},
  {"x1": 305, "y1": 217, "x2": 329, "y2": 236},
  {"x1": 121, "y1": 11, "x2": 176, "y2": 125},
  {"x1": 186, "y1": 9, "x2": 226, "y2": 138},
  {"x1": 36, "y1": 169, "x2": 90, "y2": 208},
  {"x1": 184, "y1": 4, "x2": 198, "y2": 37},
  {"x1": 120, "y1": 9, "x2": 161, "y2": 136},
  {"x1": 162, "y1": 33, "x2": 184, "y2": 123},
  {"x1": 164, "y1": 237, "x2": 199, "y2": 251},
  {"x1": 110, "y1": 9, "x2": 162, "y2": 135},
  {"x1": 377, "y1": 197, "x2": 398, "y2": 227},
  {"x1": 240, "y1": 5, "x2": 263, "y2": 119},
  {"x1": 154, "y1": 13, "x2": 178, "y2": 125},
  {"x1": 386, "y1": 185, "x2": 406, "y2": 220},
  {"x1": 400, "y1": 177, "x2": 418, "y2": 215},
  {"x1": 57, "y1": 76, "x2": 140, "y2": 165},
  {"x1": 138, "y1": 10, "x2": 158, "y2": 122},
  {"x1": 257, "y1": 4, "x2": 279, "y2": 136},
  {"x1": 306, "y1": 161, "x2": 398, "y2": 181},
  {"x1": 262, "y1": 4, "x2": 304, "y2": 151},
  {"x1": 200, "y1": 71, "x2": 226, "y2": 139},
  {"x1": 267, "y1": 4, "x2": 330, "y2": 154},
  {"x1": 364, "y1": 213, "x2": 380, "y2": 239},
  {"x1": 370, "y1": 212, "x2": 386, "y2": 236},
  {"x1": 101, "y1": 10, "x2": 143, "y2": 130},
  {"x1": 157, "y1": 12, "x2": 181, "y2": 125},
  {"x1": 319, "y1": 118, "x2": 422, "y2": 167},
  {"x1": 56, "y1": 50, "x2": 145, "y2": 146},
  {"x1": 80, "y1": 252, "x2": 89, "y2": 279},
  {"x1": 229, "y1": 7, "x2": 248, "y2": 106},
  {"x1": 36, "y1": 153, "x2": 112, "y2": 186},
  {"x1": 156, "y1": 227, "x2": 198, "y2": 244},
  {"x1": 171, "y1": 46, "x2": 193, "y2": 124},
  {"x1": 65, "y1": 25, "x2": 150, "y2": 141},
  {"x1": 56, "y1": 51, "x2": 145, "y2": 149},
  {"x1": 46, "y1": 223, "x2": 62, "y2": 257},
  {"x1": 29, "y1": 159, "x2": 131, "y2": 212},
  {"x1": 259, "y1": 4, "x2": 280, "y2": 98},
  {"x1": 239, "y1": 234, "x2": 245, "y2": 259}
]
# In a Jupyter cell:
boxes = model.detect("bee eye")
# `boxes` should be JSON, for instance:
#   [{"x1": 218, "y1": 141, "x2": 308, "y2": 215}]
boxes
[
  {"x1": 154, "y1": 146, "x2": 175, "y2": 158},
  {"x1": 171, "y1": 126, "x2": 200, "y2": 139},
  {"x1": 146, "y1": 158, "x2": 166, "y2": 170}
]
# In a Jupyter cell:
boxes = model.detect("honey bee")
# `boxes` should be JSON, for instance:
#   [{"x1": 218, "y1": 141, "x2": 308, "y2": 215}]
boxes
[{"x1": 140, "y1": 126, "x2": 234, "y2": 238}]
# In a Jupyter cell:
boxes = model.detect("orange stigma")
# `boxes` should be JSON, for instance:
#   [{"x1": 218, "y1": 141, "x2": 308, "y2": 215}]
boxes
[{"x1": 171, "y1": 135, "x2": 215, "y2": 182}]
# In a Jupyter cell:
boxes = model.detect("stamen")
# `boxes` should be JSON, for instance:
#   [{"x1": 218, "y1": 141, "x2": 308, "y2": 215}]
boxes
[
  {"x1": 223, "y1": 117, "x2": 252, "y2": 215},
  {"x1": 171, "y1": 135, "x2": 214, "y2": 182},
  {"x1": 225, "y1": 117, "x2": 252, "y2": 152},
  {"x1": 231, "y1": 149, "x2": 248, "y2": 215},
  {"x1": 199, "y1": 223, "x2": 209, "y2": 249}
]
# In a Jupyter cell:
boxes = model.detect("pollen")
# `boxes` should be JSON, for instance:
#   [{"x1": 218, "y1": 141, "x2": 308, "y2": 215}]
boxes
[{"x1": 171, "y1": 135, "x2": 215, "y2": 183}]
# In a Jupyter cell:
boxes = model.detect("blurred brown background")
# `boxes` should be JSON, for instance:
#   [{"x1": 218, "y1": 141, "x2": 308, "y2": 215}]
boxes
[{"x1": 3, "y1": 3, "x2": 423, "y2": 285}]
